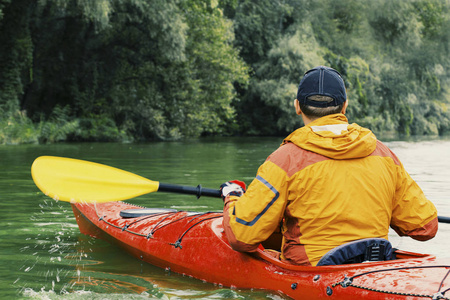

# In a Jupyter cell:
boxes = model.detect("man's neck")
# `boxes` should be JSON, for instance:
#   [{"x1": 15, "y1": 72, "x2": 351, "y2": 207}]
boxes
[{"x1": 301, "y1": 114, "x2": 317, "y2": 125}]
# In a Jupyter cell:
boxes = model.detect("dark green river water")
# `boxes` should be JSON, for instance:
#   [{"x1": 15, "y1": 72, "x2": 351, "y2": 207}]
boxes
[{"x1": 1, "y1": 137, "x2": 449, "y2": 299}]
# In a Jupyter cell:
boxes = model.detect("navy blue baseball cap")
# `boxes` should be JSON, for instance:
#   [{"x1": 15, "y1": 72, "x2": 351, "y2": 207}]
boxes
[{"x1": 297, "y1": 66, "x2": 347, "y2": 107}]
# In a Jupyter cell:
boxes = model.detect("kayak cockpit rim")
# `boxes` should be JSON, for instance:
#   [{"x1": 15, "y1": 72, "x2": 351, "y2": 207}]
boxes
[
  {"x1": 210, "y1": 217, "x2": 437, "y2": 272},
  {"x1": 253, "y1": 247, "x2": 436, "y2": 272}
]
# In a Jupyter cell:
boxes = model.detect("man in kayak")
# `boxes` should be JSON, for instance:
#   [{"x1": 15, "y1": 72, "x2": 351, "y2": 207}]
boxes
[{"x1": 220, "y1": 66, "x2": 438, "y2": 266}]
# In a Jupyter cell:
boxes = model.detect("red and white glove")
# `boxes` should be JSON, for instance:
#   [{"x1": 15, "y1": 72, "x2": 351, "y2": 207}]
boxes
[{"x1": 220, "y1": 180, "x2": 246, "y2": 200}]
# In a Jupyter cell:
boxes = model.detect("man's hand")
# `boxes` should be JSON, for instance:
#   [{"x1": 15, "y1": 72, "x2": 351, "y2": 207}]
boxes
[{"x1": 220, "y1": 180, "x2": 246, "y2": 200}]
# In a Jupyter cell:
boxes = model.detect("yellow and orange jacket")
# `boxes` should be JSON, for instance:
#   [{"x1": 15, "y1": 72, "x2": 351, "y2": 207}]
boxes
[{"x1": 223, "y1": 114, "x2": 438, "y2": 266}]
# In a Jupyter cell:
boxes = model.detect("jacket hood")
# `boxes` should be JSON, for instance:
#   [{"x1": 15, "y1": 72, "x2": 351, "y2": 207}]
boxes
[{"x1": 283, "y1": 114, "x2": 377, "y2": 159}]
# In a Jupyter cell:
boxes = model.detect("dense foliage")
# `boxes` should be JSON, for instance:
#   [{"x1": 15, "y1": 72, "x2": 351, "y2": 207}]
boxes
[
  {"x1": 0, "y1": 0, "x2": 450, "y2": 144},
  {"x1": 227, "y1": 0, "x2": 450, "y2": 136}
]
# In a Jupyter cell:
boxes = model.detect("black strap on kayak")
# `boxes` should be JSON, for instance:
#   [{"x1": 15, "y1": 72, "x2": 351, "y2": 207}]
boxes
[{"x1": 330, "y1": 265, "x2": 450, "y2": 299}]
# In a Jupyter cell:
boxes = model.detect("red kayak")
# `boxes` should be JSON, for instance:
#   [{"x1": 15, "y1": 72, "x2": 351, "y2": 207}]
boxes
[{"x1": 72, "y1": 201, "x2": 450, "y2": 299}]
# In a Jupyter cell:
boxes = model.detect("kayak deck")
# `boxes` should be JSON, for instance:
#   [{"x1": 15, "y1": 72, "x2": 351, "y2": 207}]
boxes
[{"x1": 71, "y1": 201, "x2": 450, "y2": 299}]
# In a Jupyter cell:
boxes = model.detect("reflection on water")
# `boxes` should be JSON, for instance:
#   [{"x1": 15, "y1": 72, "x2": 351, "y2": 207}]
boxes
[{"x1": 0, "y1": 137, "x2": 449, "y2": 299}]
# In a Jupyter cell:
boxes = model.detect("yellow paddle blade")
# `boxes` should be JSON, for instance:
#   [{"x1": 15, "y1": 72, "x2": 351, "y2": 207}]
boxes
[{"x1": 31, "y1": 156, "x2": 160, "y2": 203}]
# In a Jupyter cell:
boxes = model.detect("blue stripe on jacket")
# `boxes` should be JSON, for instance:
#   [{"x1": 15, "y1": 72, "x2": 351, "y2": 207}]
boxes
[{"x1": 233, "y1": 175, "x2": 279, "y2": 226}]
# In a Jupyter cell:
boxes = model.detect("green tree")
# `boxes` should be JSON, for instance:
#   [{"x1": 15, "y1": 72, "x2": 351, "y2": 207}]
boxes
[
  {"x1": 230, "y1": 0, "x2": 450, "y2": 137},
  {"x1": 0, "y1": 0, "x2": 31, "y2": 113},
  {"x1": 0, "y1": 0, "x2": 248, "y2": 142},
  {"x1": 2, "y1": 0, "x2": 450, "y2": 143}
]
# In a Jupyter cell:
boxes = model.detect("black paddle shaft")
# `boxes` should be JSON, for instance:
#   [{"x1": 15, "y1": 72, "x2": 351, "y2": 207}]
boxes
[
  {"x1": 158, "y1": 183, "x2": 222, "y2": 198},
  {"x1": 438, "y1": 216, "x2": 450, "y2": 224}
]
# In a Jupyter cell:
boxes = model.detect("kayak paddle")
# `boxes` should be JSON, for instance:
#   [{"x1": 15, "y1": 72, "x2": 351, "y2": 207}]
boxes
[
  {"x1": 31, "y1": 156, "x2": 221, "y2": 203},
  {"x1": 31, "y1": 156, "x2": 450, "y2": 224}
]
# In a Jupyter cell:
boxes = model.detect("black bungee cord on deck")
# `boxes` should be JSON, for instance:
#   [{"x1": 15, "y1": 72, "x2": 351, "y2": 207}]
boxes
[
  {"x1": 145, "y1": 211, "x2": 210, "y2": 239},
  {"x1": 170, "y1": 212, "x2": 223, "y2": 249},
  {"x1": 94, "y1": 203, "x2": 223, "y2": 244},
  {"x1": 122, "y1": 211, "x2": 178, "y2": 231},
  {"x1": 436, "y1": 269, "x2": 450, "y2": 299},
  {"x1": 331, "y1": 265, "x2": 450, "y2": 299}
]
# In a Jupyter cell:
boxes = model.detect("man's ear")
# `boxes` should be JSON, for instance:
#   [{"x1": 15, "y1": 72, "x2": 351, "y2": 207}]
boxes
[
  {"x1": 341, "y1": 99, "x2": 349, "y2": 114},
  {"x1": 294, "y1": 99, "x2": 302, "y2": 115}
]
